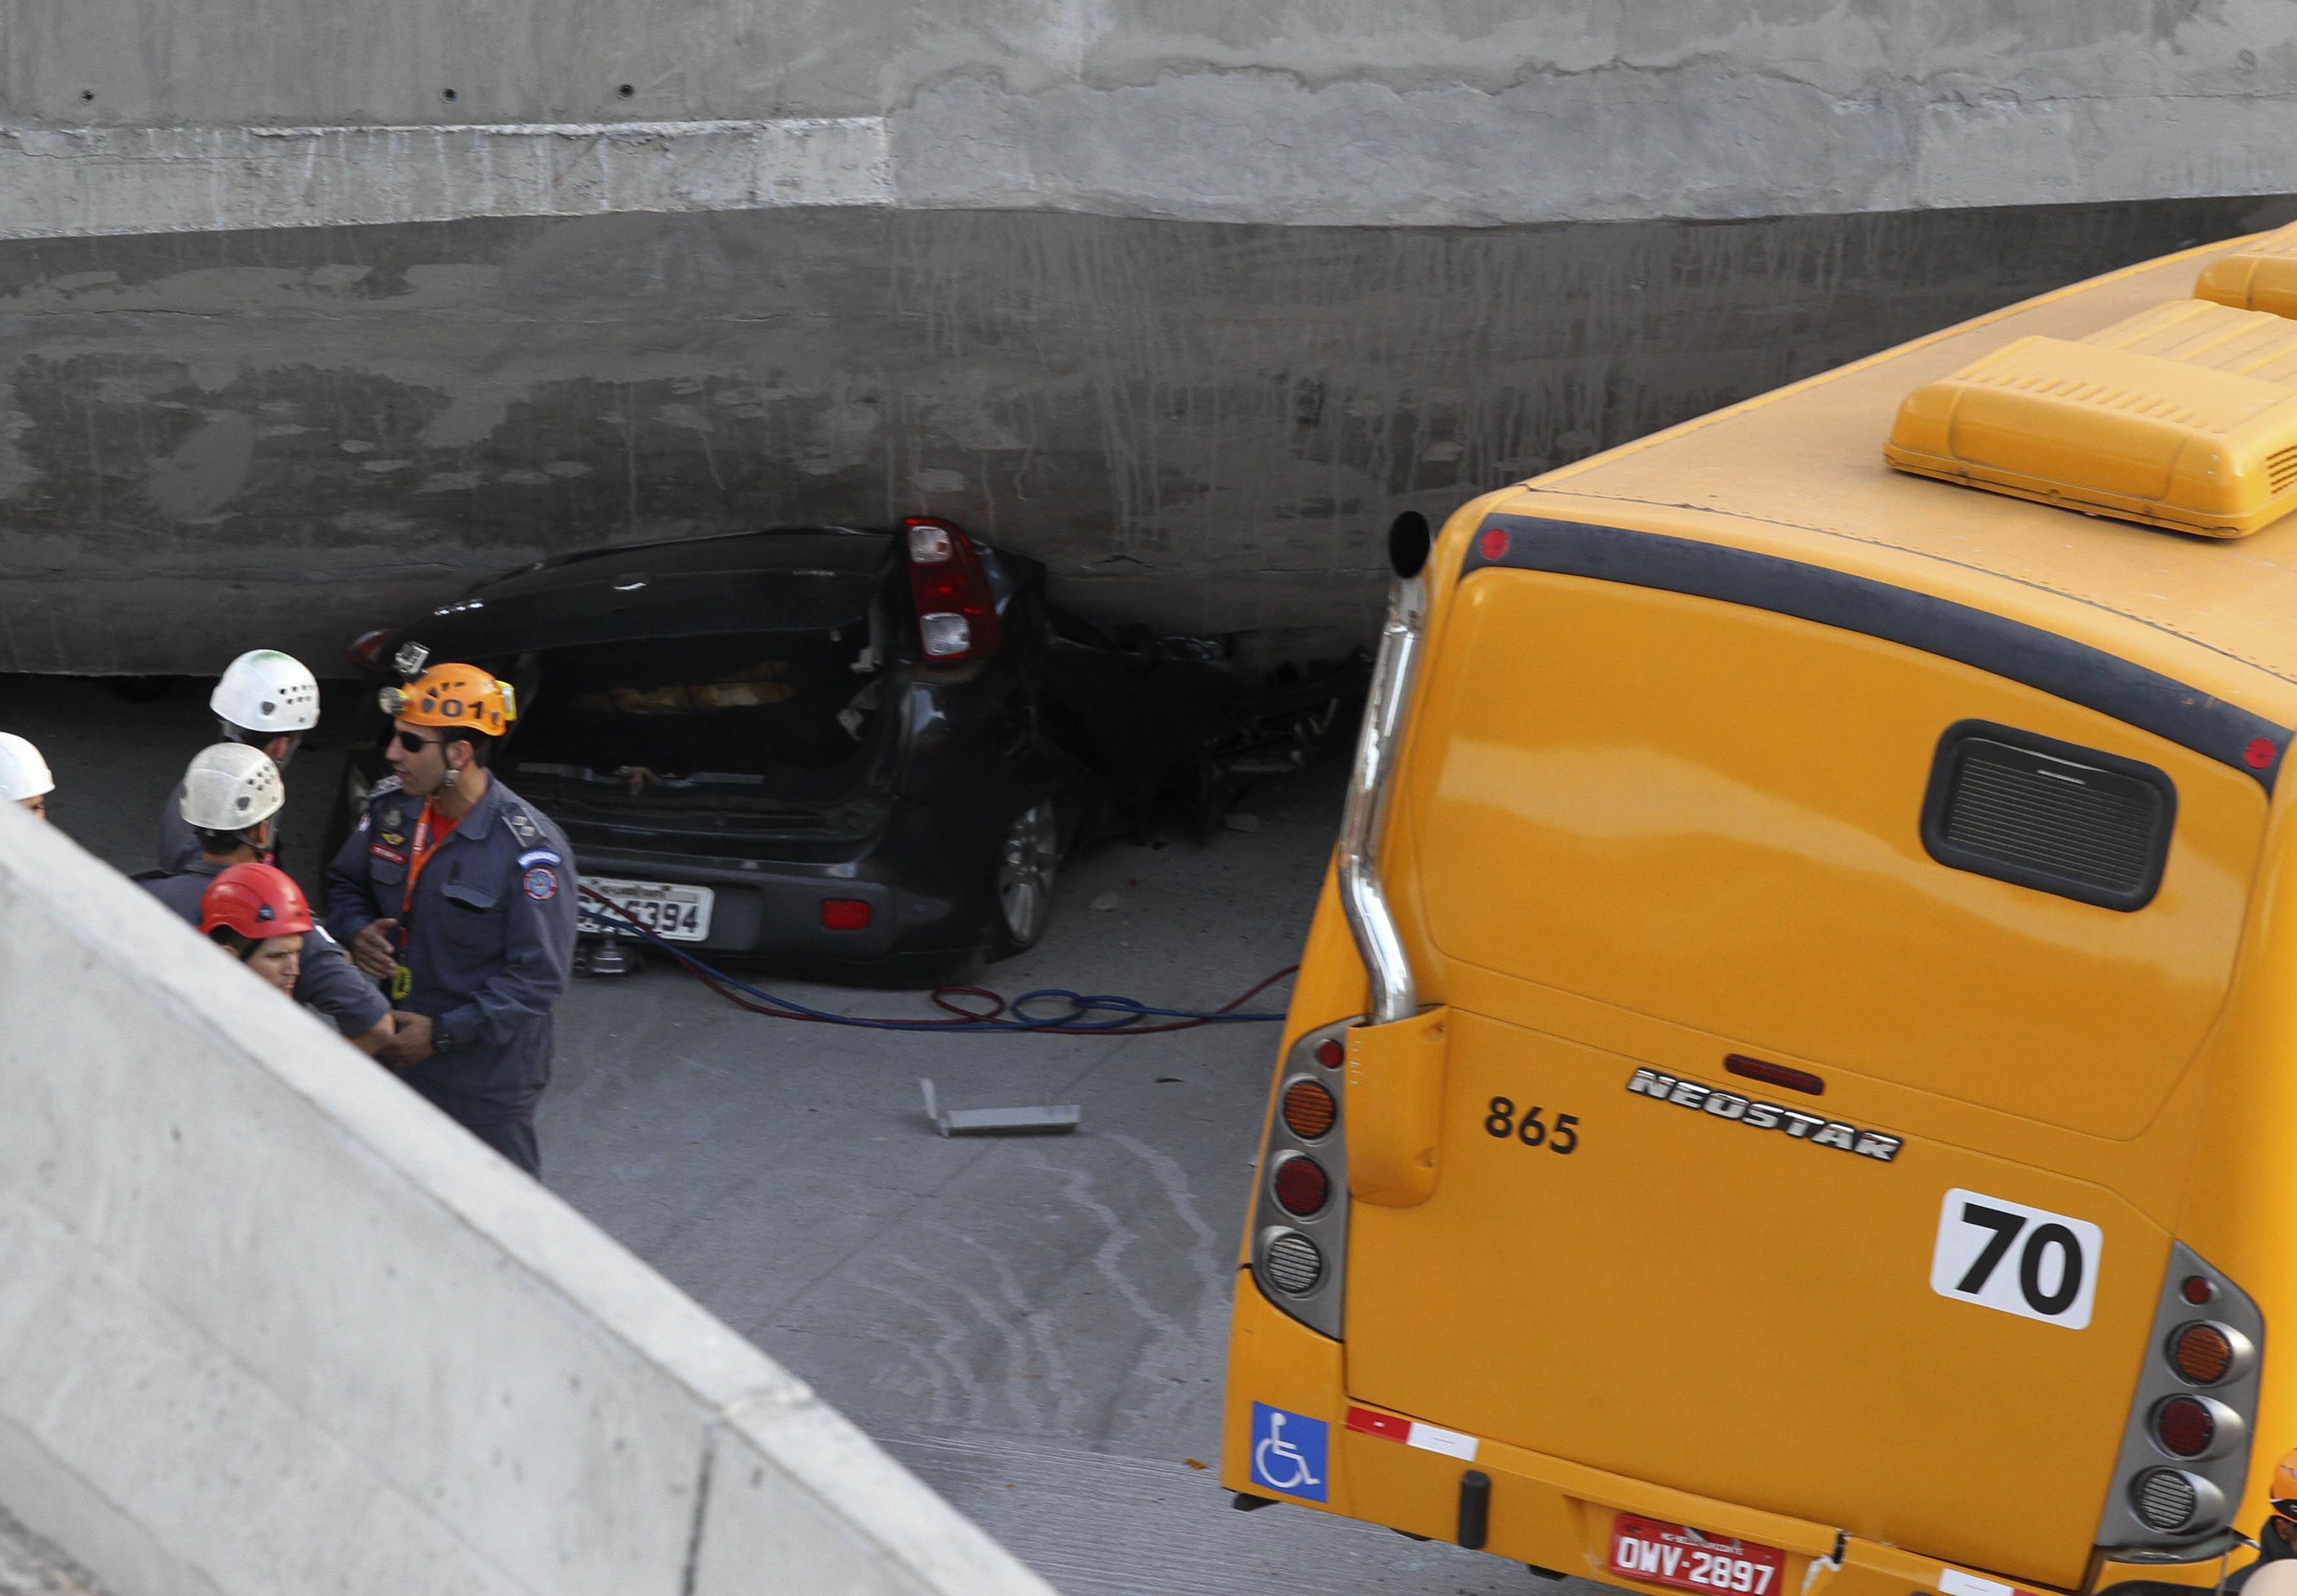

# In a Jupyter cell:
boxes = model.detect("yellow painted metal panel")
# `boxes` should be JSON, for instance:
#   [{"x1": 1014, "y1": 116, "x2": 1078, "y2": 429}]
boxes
[
  {"x1": 1403, "y1": 570, "x2": 2264, "y2": 1135},
  {"x1": 1343, "y1": 1008, "x2": 2163, "y2": 1588}
]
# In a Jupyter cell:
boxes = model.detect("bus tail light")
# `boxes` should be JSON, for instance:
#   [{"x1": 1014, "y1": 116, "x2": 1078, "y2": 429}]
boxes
[
  {"x1": 2169, "y1": 1322, "x2": 2251, "y2": 1386},
  {"x1": 1281, "y1": 1080, "x2": 1338, "y2": 1139},
  {"x1": 1250, "y1": 1017, "x2": 1355, "y2": 1339},
  {"x1": 2130, "y1": 1469, "x2": 2225, "y2": 1536},
  {"x1": 2150, "y1": 1396, "x2": 2235, "y2": 1460},
  {"x1": 2096, "y1": 1244, "x2": 2262, "y2": 1561},
  {"x1": 1272, "y1": 1154, "x2": 1330, "y2": 1217}
]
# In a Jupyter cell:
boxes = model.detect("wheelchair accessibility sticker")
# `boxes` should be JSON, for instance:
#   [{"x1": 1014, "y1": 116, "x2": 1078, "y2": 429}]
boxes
[{"x1": 1249, "y1": 1403, "x2": 1328, "y2": 1502}]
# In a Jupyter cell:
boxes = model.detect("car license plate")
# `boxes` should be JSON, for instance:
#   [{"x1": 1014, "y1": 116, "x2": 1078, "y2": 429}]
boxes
[
  {"x1": 1608, "y1": 1515, "x2": 1784, "y2": 1596},
  {"x1": 578, "y1": 876, "x2": 714, "y2": 942}
]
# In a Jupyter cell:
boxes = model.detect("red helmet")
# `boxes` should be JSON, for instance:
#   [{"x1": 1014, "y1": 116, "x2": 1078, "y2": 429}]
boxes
[{"x1": 200, "y1": 863, "x2": 314, "y2": 940}]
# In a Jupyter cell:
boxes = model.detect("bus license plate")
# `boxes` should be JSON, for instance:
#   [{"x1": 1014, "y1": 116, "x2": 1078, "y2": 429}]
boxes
[
  {"x1": 579, "y1": 877, "x2": 714, "y2": 942},
  {"x1": 1609, "y1": 1515, "x2": 1783, "y2": 1596}
]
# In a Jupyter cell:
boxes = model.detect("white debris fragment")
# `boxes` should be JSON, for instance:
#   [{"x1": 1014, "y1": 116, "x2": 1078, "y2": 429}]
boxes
[
  {"x1": 1089, "y1": 891, "x2": 1120, "y2": 911},
  {"x1": 919, "y1": 1079, "x2": 1081, "y2": 1137}
]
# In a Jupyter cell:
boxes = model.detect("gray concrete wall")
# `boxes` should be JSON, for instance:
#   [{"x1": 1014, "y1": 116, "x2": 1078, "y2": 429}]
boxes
[
  {"x1": 6, "y1": 2, "x2": 2297, "y2": 231},
  {"x1": 0, "y1": 194, "x2": 2286, "y2": 675},
  {"x1": 0, "y1": 796, "x2": 1053, "y2": 1595},
  {"x1": 5, "y1": 3, "x2": 2296, "y2": 672}
]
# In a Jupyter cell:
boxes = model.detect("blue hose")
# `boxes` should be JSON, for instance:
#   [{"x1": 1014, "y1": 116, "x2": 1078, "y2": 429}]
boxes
[{"x1": 579, "y1": 886, "x2": 1293, "y2": 1034}]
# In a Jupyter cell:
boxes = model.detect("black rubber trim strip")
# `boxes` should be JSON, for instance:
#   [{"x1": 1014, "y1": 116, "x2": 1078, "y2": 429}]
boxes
[{"x1": 1465, "y1": 514, "x2": 2289, "y2": 791}]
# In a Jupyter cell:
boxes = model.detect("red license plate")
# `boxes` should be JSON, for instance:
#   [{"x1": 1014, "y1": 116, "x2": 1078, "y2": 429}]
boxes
[{"x1": 1608, "y1": 1514, "x2": 1786, "y2": 1596}]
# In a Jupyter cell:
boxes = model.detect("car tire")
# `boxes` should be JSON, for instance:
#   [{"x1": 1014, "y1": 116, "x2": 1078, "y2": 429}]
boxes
[{"x1": 990, "y1": 796, "x2": 1061, "y2": 958}]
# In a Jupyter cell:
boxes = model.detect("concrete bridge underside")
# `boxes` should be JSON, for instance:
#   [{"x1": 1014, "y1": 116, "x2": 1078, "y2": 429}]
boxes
[{"x1": 3, "y1": 1, "x2": 2296, "y2": 673}]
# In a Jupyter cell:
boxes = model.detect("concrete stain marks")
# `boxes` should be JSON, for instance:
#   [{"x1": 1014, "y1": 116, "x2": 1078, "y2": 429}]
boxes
[
  {"x1": 0, "y1": 120, "x2": 895, "y2": 243},
  {"x1": 143, "y1": 411, "x2": 254, "y2": 521}
]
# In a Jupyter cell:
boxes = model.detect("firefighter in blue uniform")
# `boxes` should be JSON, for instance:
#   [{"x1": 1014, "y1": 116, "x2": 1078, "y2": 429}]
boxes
[
  {"x1": 325, "y1": 663, "x2": 577, "y2": 1177},
  {"x1": 139, "y1": 742, "x2": 394, "y2": 1055},
  {"x1": 158, "y1": 649, "x2": 322, "y2": 872}
]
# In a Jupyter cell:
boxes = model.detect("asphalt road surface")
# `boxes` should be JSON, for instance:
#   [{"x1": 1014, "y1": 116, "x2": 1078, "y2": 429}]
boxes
[{"x1": 6, "y1": 671, "x2": 1575, "y2": 1595}]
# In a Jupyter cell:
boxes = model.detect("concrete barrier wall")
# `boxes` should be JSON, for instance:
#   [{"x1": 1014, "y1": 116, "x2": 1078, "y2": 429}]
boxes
[
  {"x1": 9, "y1": 0, "x2": 2297, "y2": 231},
  {"x1": 0, "y1": 797, "x2": 1053, "y2": 1596},
  {"x1": 1, "y1": 192, "x2": 2282, "y2": 676}
]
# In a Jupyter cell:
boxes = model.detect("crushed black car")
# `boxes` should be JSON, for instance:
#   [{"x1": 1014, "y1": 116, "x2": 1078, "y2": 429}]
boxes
[{"x1": 333, "y1": 519, "x2": 1362, "y2": 982}]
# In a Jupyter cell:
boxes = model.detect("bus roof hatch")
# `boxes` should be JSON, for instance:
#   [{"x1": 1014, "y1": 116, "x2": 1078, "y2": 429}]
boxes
[
  {"x1": 2195, "y1": 219, "x2": 2297, "y2": 319},
  {"x1": 1884, "y1": 299, "x2": 2297, "y2": 538}
]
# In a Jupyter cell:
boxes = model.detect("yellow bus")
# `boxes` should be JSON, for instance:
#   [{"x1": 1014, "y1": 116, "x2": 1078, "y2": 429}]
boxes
[{"x1": 1224, "y1": 221, "x2": 2297, "y2": 1596}]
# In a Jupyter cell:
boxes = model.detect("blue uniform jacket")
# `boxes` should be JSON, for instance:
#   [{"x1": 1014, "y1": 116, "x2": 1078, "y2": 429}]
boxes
[
  {"x1": 135, "y1": 860, "x2": 390, "y2": 1039},
  {"x1": 324, "y1": 774, "x2": 578, "y2": 1106}
]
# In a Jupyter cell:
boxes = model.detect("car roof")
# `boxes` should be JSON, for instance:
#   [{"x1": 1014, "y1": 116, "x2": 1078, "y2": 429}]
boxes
[
  {"x1": 1492, "y1": 233, "x2": 2297, "y2": 728},
  {"x1": 408, "y1": 528, "x2": 896, "y2": 657},
  {"x1": 483, "y1": 527, "x2": 893, "y2": 598}
]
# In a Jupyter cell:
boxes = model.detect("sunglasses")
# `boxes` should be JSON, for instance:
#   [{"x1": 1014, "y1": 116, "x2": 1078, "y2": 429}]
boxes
[{"x1": 389, "y1": 730, "x2": 445, "y2": 754}]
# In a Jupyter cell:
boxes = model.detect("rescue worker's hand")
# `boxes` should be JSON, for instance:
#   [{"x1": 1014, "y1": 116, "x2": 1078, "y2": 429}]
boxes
[
  {"x1": 379, "y1": 1010, "x2": 435, "y2": 1066},
  {"x1": 349, "y1": 1013, "x2": 397, "y2": 1058},
  {"x1": 350, "y1": 917, "x2": 400, "y2": 979}
]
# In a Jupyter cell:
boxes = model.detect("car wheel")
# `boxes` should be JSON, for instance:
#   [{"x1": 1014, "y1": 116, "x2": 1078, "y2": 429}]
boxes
[{"x1": 992, "y1": 797, "x2": 1061, "y2": 956}]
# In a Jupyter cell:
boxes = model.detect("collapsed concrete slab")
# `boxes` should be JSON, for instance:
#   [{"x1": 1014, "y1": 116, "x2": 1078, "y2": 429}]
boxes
[{"x1": 0, "y1": 798, "x2": 1053, "y2": 1595}]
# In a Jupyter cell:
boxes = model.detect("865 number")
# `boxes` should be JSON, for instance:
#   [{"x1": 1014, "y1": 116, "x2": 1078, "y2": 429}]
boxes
[{"x1": 1483, "y1": 1097, "x2": 1580, "y2": 1155}]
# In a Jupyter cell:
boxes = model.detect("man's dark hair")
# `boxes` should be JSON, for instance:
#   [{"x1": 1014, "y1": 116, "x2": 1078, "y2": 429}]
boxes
[
  {"x1": 444, "y1": 727, "x2": 495, "y2": 768},
  {"x1": 206, "y1": 925, "x2": 261, "y2": 961},
  {"x1": 194, "y1": 825, "x2": 262, "y2": 856}
]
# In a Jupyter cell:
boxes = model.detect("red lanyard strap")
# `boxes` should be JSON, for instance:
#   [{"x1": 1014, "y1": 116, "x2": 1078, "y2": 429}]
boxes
[{"x1": 396, "y1": 800, "x2": 441, "y2": 952}]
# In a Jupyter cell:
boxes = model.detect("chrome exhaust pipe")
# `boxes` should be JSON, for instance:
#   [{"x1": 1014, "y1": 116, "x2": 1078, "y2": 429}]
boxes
[{"x1": 1339, "y1": 515, "x2": 1432, "y2": 1026}]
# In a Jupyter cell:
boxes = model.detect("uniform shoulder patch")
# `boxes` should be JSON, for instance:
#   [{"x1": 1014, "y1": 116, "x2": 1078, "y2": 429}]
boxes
[
  {"x1": 521, "y1": 866, "x2": 559, "y2": 901},
  {"x1": 516, "y1": 848, "x2": 562, "y2": 868},
  {"x1": 368, "y1": 774, "x2": 404, "y2": 800}
]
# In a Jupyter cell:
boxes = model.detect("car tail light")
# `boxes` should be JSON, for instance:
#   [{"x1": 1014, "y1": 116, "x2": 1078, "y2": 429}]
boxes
[
  {"x1": 1282, "y1": 1080, "x2": 1338, "y2": 1140},
  {"x1": 820, "y1": 899, "x2": 871, "y2": 931},
  {"x1": 347, "y1": 629, "x2": 390, "y2": 673},
  {"x1": 904, "y1": 516, "x2": 1001, "y2": 661},
  {"x1": 2097, "y1": 1244, "x2": 2261, "y2": 1555},
  {"x1": 1251, "y1": 1018, "x2": 1354, "y2": 1339},
  {"x1": 1272, "y1": 1154, "x2": 1330, "y2": 1217}
]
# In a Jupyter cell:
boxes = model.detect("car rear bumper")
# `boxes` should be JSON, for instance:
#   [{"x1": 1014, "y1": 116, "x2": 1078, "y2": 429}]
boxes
[{"x1": 570, "y1": 843, "x2": 971, "y2": 967}]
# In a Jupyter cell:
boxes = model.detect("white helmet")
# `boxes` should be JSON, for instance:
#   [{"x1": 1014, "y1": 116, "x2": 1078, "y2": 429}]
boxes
[
  {"x1": 210, "y1": 650, "x2": 320, "y2": 734},
  {"x1": 0, "y1": 733, "x2": 53, "y2": 802},
  {"x1": 179, "y1": 743, "x2": 285, "y2": 832}
]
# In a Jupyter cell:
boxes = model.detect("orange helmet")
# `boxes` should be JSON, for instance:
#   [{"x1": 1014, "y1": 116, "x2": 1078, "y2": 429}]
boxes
[
  {"x1": 379, "y1": 662, "x2": 516, "y2": 736},
  {"x1": 201, "y1": 862, "x2": 315, "y2": 941},
  {"x1": 2271, "y1": 1445, "x2": 2297, "y2": 1517}
]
